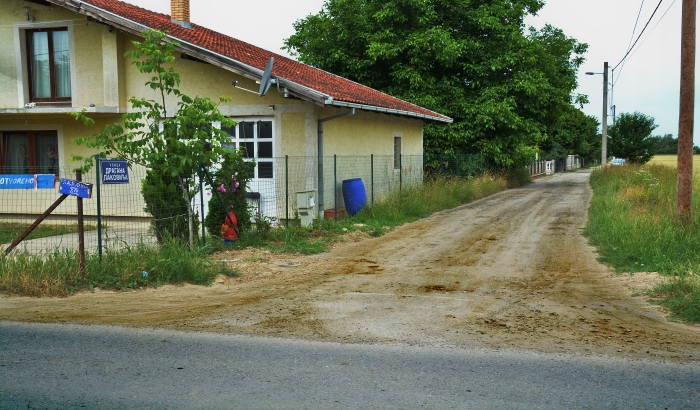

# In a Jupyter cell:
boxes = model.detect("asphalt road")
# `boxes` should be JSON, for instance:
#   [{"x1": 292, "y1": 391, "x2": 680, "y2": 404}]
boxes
[{"x1": 1, "y1": 322, "x2": 698, "y2": 409}]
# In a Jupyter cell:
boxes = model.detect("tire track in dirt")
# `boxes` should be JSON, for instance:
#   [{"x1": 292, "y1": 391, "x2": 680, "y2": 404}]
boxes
[{"x1": 1, "y1": 171, "x2": 699, "y2": 362}]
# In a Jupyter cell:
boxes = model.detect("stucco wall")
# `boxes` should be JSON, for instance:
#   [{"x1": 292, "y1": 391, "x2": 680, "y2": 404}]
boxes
[
  {"x1": 1, "y1": 2, "x2": 430, "y2": 222},
  {"x1": 0, "y1": 0, "x2": 112, "y2": 110}
]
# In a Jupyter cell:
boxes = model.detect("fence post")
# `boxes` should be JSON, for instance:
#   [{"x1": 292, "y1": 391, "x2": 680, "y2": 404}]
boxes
[
  {"x1": 199, "y1": 168, "x2": 206, "y2": 247},
  {"x1": 334, "y1": 154, "x2": 337, "y2": 221},
  {"x1": 370, "y1": 154, "x2": 374, "y2": 205},
  {"x1": 285, "y1": 155, "x2": 289, "y2": 228},
  {"x1": 399, "y1": 154, "x2": 403, "y2": 191},
  {"x1": 76, "y1": 170, "x2": 86, "y2": 273},
  {"x1": 95, "y1": 155, "x2": 103, "y2": 261}
]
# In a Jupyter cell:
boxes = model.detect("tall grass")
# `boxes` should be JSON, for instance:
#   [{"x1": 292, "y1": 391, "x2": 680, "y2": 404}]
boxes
[
  {"x1": 0, "y1": 239, "x2": 237, "y2": 297},
  {"x1": 354, "y1": 174, "x2": 507, "y2": 230},
  {"x1": 232, "y1": 174, "x2": 509, "y2": 254},
  {"x1": 1, "y1": 173, "x2": 512, "y2": 297},
  {"x1": 586, "y1": 164, "x2": 700, "y2": 322}
]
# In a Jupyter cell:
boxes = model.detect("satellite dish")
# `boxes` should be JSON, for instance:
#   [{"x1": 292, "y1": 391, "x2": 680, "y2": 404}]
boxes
[{"x1": 259, "y1": 57, "x2": 277, "y2": 97}]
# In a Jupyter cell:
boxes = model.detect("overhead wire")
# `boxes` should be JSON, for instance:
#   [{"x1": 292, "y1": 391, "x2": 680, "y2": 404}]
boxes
[
  {"x1": 624, "y1": 0, "x2": 647, "y2": 60},
  {"x1": 625, "y1": 0, "x2": 678, "y2": 64},
  {"x1": 613, "y1": 0, "x2": 677, "y2": 88},
  {"x1": 613, "y1": 0, "x2": 665, "y2": 71}
]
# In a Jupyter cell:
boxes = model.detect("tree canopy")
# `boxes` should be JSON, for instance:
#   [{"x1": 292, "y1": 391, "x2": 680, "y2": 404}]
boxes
[
  {"x1": 608, "y1": 111, "x2": 658, "y2": 164},
  {"x1": 654, "y1": 134, "x2": 677, "y2": 155},
  {"x1": 285, "y1": 0, "x2": 588, "y2": 168}
]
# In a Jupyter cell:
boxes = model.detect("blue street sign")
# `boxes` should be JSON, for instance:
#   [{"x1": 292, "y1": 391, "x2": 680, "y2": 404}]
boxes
[
  {"x1": 36, "y1": 174, "x2": 56, "y2": 189},
  {"x1": 100, "y1": 160, "x2": 129, "y2": 184},
  {"x1": 0, "y1": 175, "x2": 35, "y2": 189},
  {"x1": 59, "y1": 178, "x2": 93, "y2": 199},
  {"x1": 0, "y1": 174, "x2": 57, "y2": 189}
]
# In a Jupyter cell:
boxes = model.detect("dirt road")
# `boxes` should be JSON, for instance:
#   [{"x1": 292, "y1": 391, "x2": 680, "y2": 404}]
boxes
[{"x1": 2, "y1": 170, "x2": 699, "y2": 362}]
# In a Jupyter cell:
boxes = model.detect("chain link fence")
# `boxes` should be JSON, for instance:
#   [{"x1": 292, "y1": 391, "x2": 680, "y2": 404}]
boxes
[{"x1": 3, "y1": 154, "x2": 484, "y2": 256}]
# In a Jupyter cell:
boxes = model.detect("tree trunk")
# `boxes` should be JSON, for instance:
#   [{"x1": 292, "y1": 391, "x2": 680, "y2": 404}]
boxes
[{"x1": 177, "y1": 175, "x2": 194, "y2": 249}]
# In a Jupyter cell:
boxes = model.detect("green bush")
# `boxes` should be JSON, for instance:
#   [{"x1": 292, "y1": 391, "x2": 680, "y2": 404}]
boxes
[
  {"x1": 203, "y1": 150, "x2": 253, "y2": 239},
  {"x1": 0, "y1": 239, "x2": 237, "y2": 297},
  {"x1": 141, "y1": 160, "x2": 195, "y2": 243}
]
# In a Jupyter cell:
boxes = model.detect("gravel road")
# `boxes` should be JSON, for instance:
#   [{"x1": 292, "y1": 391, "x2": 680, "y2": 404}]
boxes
[
  {"x1": 1, "y1": 321, "x2": 698, "y2": 409},
  {"x1": 2, "y1": 170, "x2": 700, "y2": 408}
]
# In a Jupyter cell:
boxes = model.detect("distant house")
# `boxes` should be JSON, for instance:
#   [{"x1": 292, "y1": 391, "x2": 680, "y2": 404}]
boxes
[{"x1": 0, "y1": 0, "x2": 451, "y2": 220}]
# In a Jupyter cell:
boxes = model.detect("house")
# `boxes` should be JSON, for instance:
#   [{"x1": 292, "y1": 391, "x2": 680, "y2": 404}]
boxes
[{"x1": 0, "y1": 0, "x2": 451, "y2": 221}]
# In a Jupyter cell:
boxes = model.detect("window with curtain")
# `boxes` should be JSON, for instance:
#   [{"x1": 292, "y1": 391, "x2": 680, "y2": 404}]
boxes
[
  {"x1": 26, "y1": 28, "x2": 71, "y2": 103},
  {"x1": 1, "y1": 131, "x2": 59, "y2": 175}
]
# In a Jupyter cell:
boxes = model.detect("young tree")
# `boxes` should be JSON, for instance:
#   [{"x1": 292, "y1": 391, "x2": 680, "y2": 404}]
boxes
[
  {"x1": 71, "y1": 29, "x2": 240, "y2": 247},
  {"x1": 284, "y1": 0, "x2": 587, "y2": 169},
  {"x1": 607, "y1": 112, "x2": 658, "y2": 164}
]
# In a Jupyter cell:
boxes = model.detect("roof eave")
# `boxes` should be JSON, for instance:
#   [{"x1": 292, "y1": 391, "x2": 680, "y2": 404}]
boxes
[
  {"x1": 48, "y1": 0, "x2": 331, "y2": 105},
  {"x1": 326, "y1": 100, "x2": 453, "y2": 123},
  {"x1": 48, "y1": 0, "x2": 452, "y2": 122}
]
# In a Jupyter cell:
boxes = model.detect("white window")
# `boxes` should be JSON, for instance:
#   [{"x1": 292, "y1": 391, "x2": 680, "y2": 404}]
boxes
[{"x1": 222, "y1": 119, "x2": 274, "y2": 178}]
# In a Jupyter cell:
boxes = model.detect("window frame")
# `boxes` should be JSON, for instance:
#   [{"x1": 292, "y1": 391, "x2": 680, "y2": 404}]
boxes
[
  {"x1": 0, "y1": 130, "x2": 60, "y2": 175},
  {"x1": 393, "y1": 134, "x2": 402, "y2": 170},
  {"x1": 222, "y1": 118, "x2": 275, "y2": 179},
  {"x1": 25, "y1": 27, "x2": 72, "y2": 104}
]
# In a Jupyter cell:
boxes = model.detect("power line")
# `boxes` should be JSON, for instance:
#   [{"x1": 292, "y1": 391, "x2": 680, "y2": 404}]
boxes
[
  {"x1": 626, "y1": 0, "x2": 678, "y2": 63},
  {"x1": 614, "y1": 0, "x2": 678, "y2": 87},
  {"x1": 613, "y1": 0, "x2": 665, "y2": 71},
  {"x1": 624, "y1": 0, "x2": 646, "y2": 58}
]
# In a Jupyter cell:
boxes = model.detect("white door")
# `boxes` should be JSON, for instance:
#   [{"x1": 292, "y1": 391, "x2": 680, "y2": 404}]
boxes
[{"x1": 221, "y1": 118, "x2": 277, "y2": 222}]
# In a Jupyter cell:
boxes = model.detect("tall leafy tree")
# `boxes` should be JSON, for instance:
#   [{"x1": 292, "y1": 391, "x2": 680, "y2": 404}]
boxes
[
  {"x1": 71, "y1": 29, "x2": 241, "y2": 247},
  {"x1": 285, "y1": 0, "x2": 587, "y2": 168},
  {"x1": 608, "y1": 111, "x2": 658, "y2": 164},
  {"x1": 542, "y1": 105, "x2": 600, "y2": 163}
]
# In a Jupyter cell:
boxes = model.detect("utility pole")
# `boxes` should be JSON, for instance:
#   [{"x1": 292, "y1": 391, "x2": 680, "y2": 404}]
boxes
[
  {"x1": 677, "y1": 0, "x2": 695, "y2": 225},
  {"x1": 602, "y1": 62, "x2": 608, "y2": 166}
]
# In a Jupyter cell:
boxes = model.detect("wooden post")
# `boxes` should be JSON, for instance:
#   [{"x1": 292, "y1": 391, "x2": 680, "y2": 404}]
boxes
[
  {"x1": 1, "y1": 194, "x2": 69, "y2": 257},
  {"x1": 602, "y1": 62, "x2": 608, "y2": 167},
  {"x1": 76, "y1": 170, "x2": 86, "y2": 272},
  {"x1": 677, "y1": 0, "x2": 695, "y2": 225}
]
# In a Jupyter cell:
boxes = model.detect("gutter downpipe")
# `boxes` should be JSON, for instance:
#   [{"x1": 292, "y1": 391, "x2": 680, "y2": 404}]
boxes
[{"x1": 318, "y1": 108, "x2": 355, "y2": 217}]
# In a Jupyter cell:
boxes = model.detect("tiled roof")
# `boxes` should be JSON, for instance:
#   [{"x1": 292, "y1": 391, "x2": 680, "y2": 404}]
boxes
[{"x1": 60, "y1": 0, "x2": 451, "y2": 122}]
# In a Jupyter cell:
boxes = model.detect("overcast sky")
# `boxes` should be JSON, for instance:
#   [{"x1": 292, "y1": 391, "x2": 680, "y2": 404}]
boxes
[{"x1": 125, "y1": 0, "x2": 698, "y2": 144}]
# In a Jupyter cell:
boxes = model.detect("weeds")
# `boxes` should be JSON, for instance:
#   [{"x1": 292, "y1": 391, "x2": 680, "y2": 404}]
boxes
[
  {"x1": 1, "y1": 173, "x2": 511, "y2": 296},
  {"x1": 0, "y1": 238, "x2": 236, "y2": 297},
  {"x1": 586, "y1": 164, "x2": 700, "y2": 323}
]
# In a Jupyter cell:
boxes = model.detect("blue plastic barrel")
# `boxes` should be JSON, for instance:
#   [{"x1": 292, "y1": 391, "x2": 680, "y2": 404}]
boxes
[{"x1": 342, "y1": 178, "x2": 367, "y2": 216}]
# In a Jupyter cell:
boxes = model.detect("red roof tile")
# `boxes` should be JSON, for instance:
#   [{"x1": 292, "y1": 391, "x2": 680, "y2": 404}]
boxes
[{"x1": 70, "y1": 0, "x2": 451, "y2": 122}]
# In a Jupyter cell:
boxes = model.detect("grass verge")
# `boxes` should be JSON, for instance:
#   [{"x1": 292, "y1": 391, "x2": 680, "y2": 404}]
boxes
[
  {"x1": 0, "y1": 238, "x2": 237, "y2": 297},
  {"x1": 0, "y1": 222, "x2": 96, "y2": 244},
  {"x1": 227, "y1": 173, "x2": 510, "y2": 255},
  {"x1": 1, "y1": 172, "x2": 514, "y2": 297},
  {"x1": 585, "y1": 164, "x2": 700, "y2": 323}
]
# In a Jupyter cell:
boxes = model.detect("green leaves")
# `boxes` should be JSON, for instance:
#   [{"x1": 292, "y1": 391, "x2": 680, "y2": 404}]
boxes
[
  {"x1": 608, "y1": 112, "x2": 659, "y2": 164},
  {"x1": 285, "y1": 0, "x2": 586, "y2": 169}
]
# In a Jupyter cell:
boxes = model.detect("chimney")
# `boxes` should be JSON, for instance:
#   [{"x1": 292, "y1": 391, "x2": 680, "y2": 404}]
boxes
[{"x1": 171, "y1": 0, "x2": 192, "y2": 28}]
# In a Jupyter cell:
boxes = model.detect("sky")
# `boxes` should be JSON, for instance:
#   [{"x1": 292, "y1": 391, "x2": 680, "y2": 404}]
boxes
[{"x1": 124, "y1": 0, "x2": 697, "y2": 145}]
